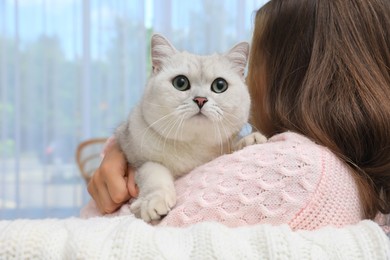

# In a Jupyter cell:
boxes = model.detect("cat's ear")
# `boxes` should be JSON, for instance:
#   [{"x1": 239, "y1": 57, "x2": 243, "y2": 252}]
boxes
[
  {"x1": 225, "y1": 42, "x2": 249, "y2": 77},
  {"x1": 151, "y1": 34, "x2": 178, "y2": 74}
]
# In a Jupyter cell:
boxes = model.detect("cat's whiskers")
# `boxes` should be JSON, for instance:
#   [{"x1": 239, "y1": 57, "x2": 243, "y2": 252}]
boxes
[
  {"x1": 211, "y1": 103, "x2": 224, "y2": 120},
  {"x1": 216, "y1": 122, "x2": 224, "y2": 156},
  {"x1": 173, "y1": 114, "x2": 186, "y2": 155},
  {"x1": 221, "y1": 115, "x2": 246, "y2": 148},
  {"x1": 211, "y1": 121, "x2": 221, "y2": 154},
  {"x1": 153, "y1": 116, "x2": 177, "y2": 141},
  {"x1": 205, "y1": 106, "x2": 227, "y2": 155},
  {"x1": 223, "y1": 111, "x2": 259, "y2": 133},
  {"x1": 142, "y1": 121, "x2": 173, "y2": 155},
  {"x1": 202, "y1": 104, "x2": 222, "y2": 122},
  {"x1": 176, "y1": 103, "x2": 196, "y2": 120},
  {"x1": 223, "y1": 112, "x2": 254, "y2": 133},
  {"x1": 213, "y1": 121, "x2": 225, "y2": 156},
  {"x1": 143, "y1": 101, "x2": 171, "y2": 108},
  {"x1": 218, "y1": 120, "x2": 232, "y2": 153},
  {"x1": 139, "y1": 112, "x2": 176, "y2": 153},
  {"x1": 161, "y1": 114, "x2": 183, "y2": 159},
  {"x1": 179, "y1": 112, "x2": 190, "y2": 145}
]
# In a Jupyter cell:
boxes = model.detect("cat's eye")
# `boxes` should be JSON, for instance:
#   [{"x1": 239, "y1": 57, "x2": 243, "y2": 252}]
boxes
[
  {"x1": 172, "y1": 75, "x2": 190, "y2": 91},
  {"x1": 211, "y1": 78, "x2": 228, "y2": 93}
]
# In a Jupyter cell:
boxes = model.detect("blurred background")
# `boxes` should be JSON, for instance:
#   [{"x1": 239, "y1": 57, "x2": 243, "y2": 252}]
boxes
[{"x1": 0, "y1": 0, "x2": 267, "y2": 219}]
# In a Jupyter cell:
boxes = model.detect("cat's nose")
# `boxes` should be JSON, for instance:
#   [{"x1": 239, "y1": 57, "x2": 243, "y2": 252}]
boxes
[{"x1": 193, "y1": 97, "x2": 208, "y2": 109}]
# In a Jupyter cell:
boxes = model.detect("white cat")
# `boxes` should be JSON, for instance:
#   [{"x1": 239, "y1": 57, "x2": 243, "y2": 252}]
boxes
[{"x1": 115, "y1": 34, "x2": 265, "y2": 222}]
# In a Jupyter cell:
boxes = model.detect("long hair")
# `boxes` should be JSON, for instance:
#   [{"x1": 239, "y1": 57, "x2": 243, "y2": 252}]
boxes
[{"x1": 247, "y1": 0, "x2": 390, "y2": 218}]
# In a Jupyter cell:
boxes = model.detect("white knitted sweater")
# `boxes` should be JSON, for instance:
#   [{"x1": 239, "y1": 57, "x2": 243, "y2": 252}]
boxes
[{"x1": 0, "y1": 217, "x2": 389, "y2": 259}]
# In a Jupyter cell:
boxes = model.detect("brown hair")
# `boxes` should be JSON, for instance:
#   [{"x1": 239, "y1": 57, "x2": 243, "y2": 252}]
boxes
[{"x1": 247, "y1": 0, "x2": 390, "y2": 219}]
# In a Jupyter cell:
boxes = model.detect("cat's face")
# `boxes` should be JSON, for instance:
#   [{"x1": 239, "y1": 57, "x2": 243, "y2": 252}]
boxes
[{"x1": 141, "y1": 34, "x2": 250, "y2": 145}]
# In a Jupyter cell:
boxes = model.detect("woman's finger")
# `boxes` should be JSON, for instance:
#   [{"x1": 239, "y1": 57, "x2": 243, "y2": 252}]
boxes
[
  {"x1": 89, "y1": 169, "x2": 122, "y2": 214},
  {"x1": 127, "y1": 167, "x2": 139, "y2": 198},
  {"x1": 87, "y1": 175, "x2": 104, "y2": 212},
  {"x1": 104, "y1": 170, "x2": 131, "y2": 204}
]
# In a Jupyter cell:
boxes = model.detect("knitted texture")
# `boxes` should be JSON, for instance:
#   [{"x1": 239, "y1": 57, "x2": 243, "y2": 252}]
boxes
[
  {"x1": 82, "y1": 132, "x2": 363, "y2": 230},
  {"x1": 159, "y1": 132, "x2": 363, "y2": 229},
  {"x1": 0, "y1": 217, "x2": 389, "y2": 259}
]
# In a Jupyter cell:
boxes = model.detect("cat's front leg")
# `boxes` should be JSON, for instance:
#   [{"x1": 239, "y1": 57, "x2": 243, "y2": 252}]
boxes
[
  {"x1": 130, "y1": 161, "x2": 176, "y2": 222},
  {"x1": 234, "y1": 131, "x2": 267, "y2": 151}
]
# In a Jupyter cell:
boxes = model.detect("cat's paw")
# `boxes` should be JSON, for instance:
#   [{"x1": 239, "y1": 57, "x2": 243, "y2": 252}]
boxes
[
  {"x1": 234, "y1": 132, "x2": 267, "y2": 151},
  {"x1": 130, "y1": 189, "x2": 176, "y2": 222}
]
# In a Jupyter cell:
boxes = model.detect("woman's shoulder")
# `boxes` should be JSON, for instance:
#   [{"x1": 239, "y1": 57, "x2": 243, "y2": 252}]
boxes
[
  {"x1": 193, "y1": 131, "x2": 332, "y2": 185},
  {"x1": 218, "y1": 131, "x2": 364, "y2": 228},
  {"x1": 161, "y1": 131, "x2": 363, "y2": 228},
  {"x1": 267, "y1": 131, "x2": 323, "y2": 148},
  {"x1": 243, "y1": 131, "x2": 346, "y2": 167},
  {"x1": 265, "y1": 132, "x2": 364, "y2": 229},
  {"x1": 235, "y1": 131, "x2": 328, "y2": 167}
]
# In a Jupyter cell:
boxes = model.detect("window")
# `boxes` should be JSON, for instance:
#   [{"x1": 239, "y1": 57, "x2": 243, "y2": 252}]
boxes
[{"x1": 0, "y1": 0, "x2": 268, "y2": 219}]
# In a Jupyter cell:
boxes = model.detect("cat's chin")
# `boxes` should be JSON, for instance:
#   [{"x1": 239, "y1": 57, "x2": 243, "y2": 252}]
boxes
[{"x1": 190, "y1": 113, "x2": 212, "y2": 123}]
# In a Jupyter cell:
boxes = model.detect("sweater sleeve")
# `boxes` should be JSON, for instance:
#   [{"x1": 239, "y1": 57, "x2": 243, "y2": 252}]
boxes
[{"x1": 159, "y1": 132, "x2": 363, "y2": 229}]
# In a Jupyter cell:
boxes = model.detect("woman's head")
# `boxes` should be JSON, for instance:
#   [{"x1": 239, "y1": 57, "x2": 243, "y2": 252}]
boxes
[{"x1": 247, "y1": 0, "x2": 390, "y2": 218}]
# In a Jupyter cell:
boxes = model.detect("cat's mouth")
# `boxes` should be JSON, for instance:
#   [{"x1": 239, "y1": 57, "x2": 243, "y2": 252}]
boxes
[{"x1": 192, "y1": 111, "x2": 209, "y2": 120}]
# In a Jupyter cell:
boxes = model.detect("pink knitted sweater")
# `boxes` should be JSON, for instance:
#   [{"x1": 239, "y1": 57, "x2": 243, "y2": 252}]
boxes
[{"x1": 81, "y1": 132, "x2": 364, "y2": 230}]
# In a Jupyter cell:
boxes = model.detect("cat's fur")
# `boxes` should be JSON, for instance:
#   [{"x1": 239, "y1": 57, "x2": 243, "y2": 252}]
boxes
[{"x1": 115, "y1": 34, "x2": 260, "y2": 222}]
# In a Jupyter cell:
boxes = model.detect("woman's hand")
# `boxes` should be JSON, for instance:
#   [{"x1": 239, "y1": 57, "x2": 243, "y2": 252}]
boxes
[{"x1": 87, "y1": 140, "x2": 139, "y2": 214}]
